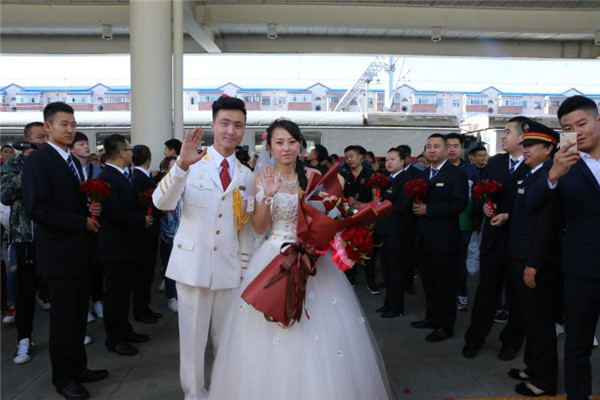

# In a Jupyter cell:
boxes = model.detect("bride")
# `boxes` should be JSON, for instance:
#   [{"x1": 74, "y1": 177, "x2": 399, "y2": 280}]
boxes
[{"x1": 208, "y1": 119, "x2": 392, "y2": 400}]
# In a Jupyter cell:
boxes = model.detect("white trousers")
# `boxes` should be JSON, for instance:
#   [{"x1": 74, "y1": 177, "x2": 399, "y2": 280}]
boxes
[{"x1": 176, "y1": 282, "x2": 235, "y2": 400}]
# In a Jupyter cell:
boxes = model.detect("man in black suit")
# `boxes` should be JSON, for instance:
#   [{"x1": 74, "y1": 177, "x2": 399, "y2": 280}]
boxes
[
  {"x1": 411, "y1": 133, "x2": 468, "y2": 342},
  {"x1": 97, "y1": 134, "x2": 153, "y2": 356},
  {"x1": 463, "y1": 116, "x2": 530, "y2": 360},
  {"x1": 397, "y1": 144, "x2": 420, "y2": 295},
  {"x1": 507, "y1": 121, "x2": 562, "y2": 397},
  {"x1": 131, "y1": 144, "x2": 162, "y2": 324},
  {"x1": 374, "y1": 147, "x2": 413, "y2": 318},
  {"x1": 526, "y1": 96, "x2": 600, "y2": 400},
  {"x1": 22, "y1": 102, "x2": 107, "y2": 400}
]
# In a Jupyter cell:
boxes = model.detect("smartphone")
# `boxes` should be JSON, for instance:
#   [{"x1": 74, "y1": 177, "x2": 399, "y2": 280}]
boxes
[{"x1": 560, "y1": 132, "x2": 577, "y2": 150}]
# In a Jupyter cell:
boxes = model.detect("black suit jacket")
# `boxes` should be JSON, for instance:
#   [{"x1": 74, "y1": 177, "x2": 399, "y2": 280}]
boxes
[
  {"x1": 375, "y1": 166, "x2": 416, "y2": 238},
  {"x1": 508, "y1": 160, "x2": 561, "y2": 276},
  {"x1": 22, "y1": 143, "x2": 91, "y2": 277},
  {"x1": 97, "y1": 165, "x2": 145, "y2": 264},
  {"x1": 479, "y1": 153, "x2": 530, "y2": 255},
  {"x1": 526, "y1": 158, "x2": 600, "y2": 279},
  {"x1": 414, "y1": 160, "x2": 468, "y2": 253},
  {"x1": 131, "y1": 168, "x2": 161, "y2": 237}
]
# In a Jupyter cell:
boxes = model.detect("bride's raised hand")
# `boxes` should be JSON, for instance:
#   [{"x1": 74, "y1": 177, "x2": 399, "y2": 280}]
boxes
[
  {"x1": 261, "y1": 166, "x2": 282, "y2": 197},
  {"x1": 177, "y1": 127, "x2": 207, "y2": 171}
]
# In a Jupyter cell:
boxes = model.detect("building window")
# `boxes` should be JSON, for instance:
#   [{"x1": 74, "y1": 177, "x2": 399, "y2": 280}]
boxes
[
  {"x1": 467, "y1": 97, "x2": 485, "y2": 105},
  {"x1": 436, "y1": 98, "x2": 443, "y2": 107},
  {"x1": 550, "y1": 99, "x2": 562, "y2": 107},
  {"x1": 278, "y1": 97, "x2": 286, "y2": 105},
  {"x1": 521, "y1": 101, "x2": 527, "y2": 108},
  {"x1": 242, "y1": 94, "x2": 260, "y2": 103},
  {"x1": 503, "y1": 98, "x2": 522, "y2": 106},
  {"x1": 262, "y1": 97, "x2": 271, "y2": 106},
  {"x1": 190, "y1": 97, "x2": 195, "y2": 105},
  {"x1": 288, "y1": 94, "x2": 311, "y2": 102},
  {"x1": 452, "y1": 100, "x2": 460, "y2": 107},
  {"x1": 350, "y1": 100, "x2": 358, "y2": 106},
  {"x1": 416, "y1": 96, "x2": 436, "y2": 104},
  {"x1": 534, "y1": 102, "x2": 542, "y2": 109},
  {"x1": 329, "y1": 96, "x2": 340, "y2": 103},
  {"x1": 105, "y1": 95, "x2": 129, "y2": 103},
  {"x1": 199, "y1": 95, "x2": 219, "y2": 102}
]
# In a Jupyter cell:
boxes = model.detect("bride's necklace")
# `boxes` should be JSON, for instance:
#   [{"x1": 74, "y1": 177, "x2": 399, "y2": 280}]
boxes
[{"x1": 276, "y1": 172, "x2": 298, "y2": 189}]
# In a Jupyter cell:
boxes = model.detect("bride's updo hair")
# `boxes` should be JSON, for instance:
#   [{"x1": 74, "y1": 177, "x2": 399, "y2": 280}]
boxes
[{"x1": 266, "y1": 119, "x2": 308, "y2": 191}]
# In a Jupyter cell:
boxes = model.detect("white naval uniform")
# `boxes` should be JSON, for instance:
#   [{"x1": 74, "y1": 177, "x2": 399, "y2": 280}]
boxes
[{"x1": 153, "y1": 145, "x2": 255, "y2": 400}]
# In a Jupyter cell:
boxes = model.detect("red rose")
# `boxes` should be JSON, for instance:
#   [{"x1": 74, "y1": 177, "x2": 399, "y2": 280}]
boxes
[
  {"x1": 363, "y1": 236, "x2": 374, "y2": 251},
  {"x1": 352, "y1": 234, "x2": 364, "y2": 246},
  {"x1": 323, "y1": 200, "x2": 335, "y2": 212}
]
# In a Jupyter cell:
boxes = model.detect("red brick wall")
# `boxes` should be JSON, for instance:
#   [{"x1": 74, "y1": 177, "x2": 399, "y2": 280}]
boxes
[
  {"x1": 15, "y1": 104, "x2": 44, "y2": 111},
  {"x1": 103, "y1": 103, "x2": 130, "y2": 111},
  {"x1": 412, "y1": 104, "x2": 437, "y2": 112},
  {"x1": 498, "y1": 106, "x2": 523, "y2": 114},
  {"x1": 197, "y1": 102, "x2": 212, "y2": 110},
  {"x1": 288, "y1": 102, "x2": 311, "y2": 111},
  {"x1": 71, "y1": 104, "x2": 94, "y2": 112},
  {"x1": 245, "y1": 102, "x2": 260, "y2": 110},
  {"x1": 466, "y1": 105, "x2": 488, "y2": 112}
]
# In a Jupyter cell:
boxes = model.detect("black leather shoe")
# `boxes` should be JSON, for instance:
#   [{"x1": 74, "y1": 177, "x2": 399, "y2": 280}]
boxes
[
  {"x1": 107, "y1": 342, "x2": 138, "y2": 356},
  {"x1": 515, "y1": 382, "x2": 556, "y2": 397},
  {"x1": 425, "y1": 328, "x2": 453, "y2": 343},
  {"x1": 380, "y1": 311, "x2": 403, "y2": 318},
  {"x1": 499, "y1": 344, "x2": 519, "y2": 361},
  {"x1": 126, "y1": 331, "x2": 150, "y2": 343},
  {"x1": 462, "y1": 342, "x2": 480, "y2": 359},
  {"x1": 57, "y1": 381, "x2": 89, "y2": 400},
  {"x1": 146, "y1": 308, "x2": 163, "y2": 319},
  {"x1": 78, "y1": 368, "x2": 108, "y2": 383},
  {"x1": 134, "y1": 314, "x2": 158, "y2": 324},
  {"x1": 411, "y1": 319, "x2": 436, "y2": 329},
  {"x1": 375, "y1": 306, "x2": 387, "y2": 313},
  {"x1": 508, "y1": 368, "x2": 529, "y2": 381}
]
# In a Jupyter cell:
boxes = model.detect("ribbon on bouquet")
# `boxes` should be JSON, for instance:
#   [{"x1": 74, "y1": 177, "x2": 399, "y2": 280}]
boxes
[{"x1": 241, "y1": 241, "x2": 320, "y2": 327}]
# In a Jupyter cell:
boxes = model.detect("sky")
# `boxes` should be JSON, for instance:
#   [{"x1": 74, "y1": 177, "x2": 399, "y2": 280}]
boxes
[{"x1": 1, "y1": 54, "x2": 599, "y2": 95}]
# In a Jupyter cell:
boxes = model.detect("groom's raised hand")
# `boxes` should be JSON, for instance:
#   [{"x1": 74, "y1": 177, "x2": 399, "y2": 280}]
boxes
[{"x1": 177, "y1": 127, "x2": 208, "y2": 171}]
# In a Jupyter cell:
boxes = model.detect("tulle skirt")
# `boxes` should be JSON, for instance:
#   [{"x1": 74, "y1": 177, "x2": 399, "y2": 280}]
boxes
[{"x1": 208, "y1": 237, "x2": 392, "y2": 400}]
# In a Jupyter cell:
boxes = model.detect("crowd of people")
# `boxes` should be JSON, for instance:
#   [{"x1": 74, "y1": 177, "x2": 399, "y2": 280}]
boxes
[{"x1": 0, "y1": 94, "x2": 598, "y2": 400}]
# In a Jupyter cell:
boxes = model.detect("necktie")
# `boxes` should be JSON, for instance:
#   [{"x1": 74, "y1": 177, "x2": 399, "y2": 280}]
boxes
[
  {"x1": 508, "y1": 158, "x2": 518, "y2": 174},
  {"x1": 430, "y1": 168, "x2": 438, "y2": 179},
  {"x1": 66, "y1": 155, "x2": 80, "y2": 182},
  {"x1": 220, "y1": 159, "x2": 231, "y2": 191},
  {"x1": 124, "y1": 168, "x2": 130, "y2": 181}
]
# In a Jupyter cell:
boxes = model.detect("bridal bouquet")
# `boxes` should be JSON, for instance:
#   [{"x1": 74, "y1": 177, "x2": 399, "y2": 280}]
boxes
[
  {"x1": 80, "y1": 178, "x2": 111, "y2": 221},
  {"x1": 472, "y1": 180, "x2": 503, "y2": 218},
  {"x1": 330, "y1": 225, "x2": 375, "y2": 271},
  {"x1": 242, "y1": 163, "x2": 393, "y2": 327},
  {"x1": 138, "y1": 189, "x2": 155, "y2": 216}
]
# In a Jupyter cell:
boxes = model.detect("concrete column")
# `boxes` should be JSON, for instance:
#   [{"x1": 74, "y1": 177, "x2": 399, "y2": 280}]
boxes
[
  {"x1": 173, "y1": 0, "x2": 184, "y2": 141},
  {"x1": 130, "y1": 0, "x2": 172, "y2": 168}
]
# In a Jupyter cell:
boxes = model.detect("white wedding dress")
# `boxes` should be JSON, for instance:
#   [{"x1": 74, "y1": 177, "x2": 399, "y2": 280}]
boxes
[{"x1": 208, "y1": 191, "x2": 392, "y2": 400}]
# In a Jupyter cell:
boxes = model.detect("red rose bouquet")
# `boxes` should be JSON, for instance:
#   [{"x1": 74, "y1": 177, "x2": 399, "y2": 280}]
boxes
[
  {"x1": 404, "y1": 178, "x2": 428, "y2": 204},
  {"x1": 80, "y1": 178, "x2": 111, "y2": 221},
  {"x1": 367, "y1": 172, "x2": 390, "y2": 198},
  {"x1": 330, "y1": 225, "x2": 375, "y2": 271},
  {"x1": 138, "y1": 189, "x2": 155, "y2": 216},
  {"x1": 472, "y1": 180, "x2": 503, "y2": 218},
  {"x1": 242, "y1": 163, "x2": 393, "y2": 327}
]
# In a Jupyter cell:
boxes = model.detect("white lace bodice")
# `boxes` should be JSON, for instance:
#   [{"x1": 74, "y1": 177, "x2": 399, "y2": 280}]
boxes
[{"x1": 268, "y1": 192, "x2": 298, "y2": 242}]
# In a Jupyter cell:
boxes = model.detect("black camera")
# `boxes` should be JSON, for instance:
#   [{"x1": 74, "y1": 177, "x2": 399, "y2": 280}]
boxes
[{"x1": 10, "y1": 141, "x2": 39, "y2": 151}]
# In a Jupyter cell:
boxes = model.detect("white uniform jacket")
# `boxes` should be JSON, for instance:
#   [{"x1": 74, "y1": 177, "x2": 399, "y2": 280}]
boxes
[{"x1": 153, "y1": 146, "x2": 255, "y2": 290}]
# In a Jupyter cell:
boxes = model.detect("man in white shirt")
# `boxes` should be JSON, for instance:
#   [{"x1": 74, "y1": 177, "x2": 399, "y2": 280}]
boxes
[{"x1": 153, "y1": 96, "x2": 255, "y2": 400}]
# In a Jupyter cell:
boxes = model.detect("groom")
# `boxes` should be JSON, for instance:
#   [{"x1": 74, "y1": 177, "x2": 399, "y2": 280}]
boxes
[{"x1": 153, "y1": 96, "x2": 255, "y2": 400}]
